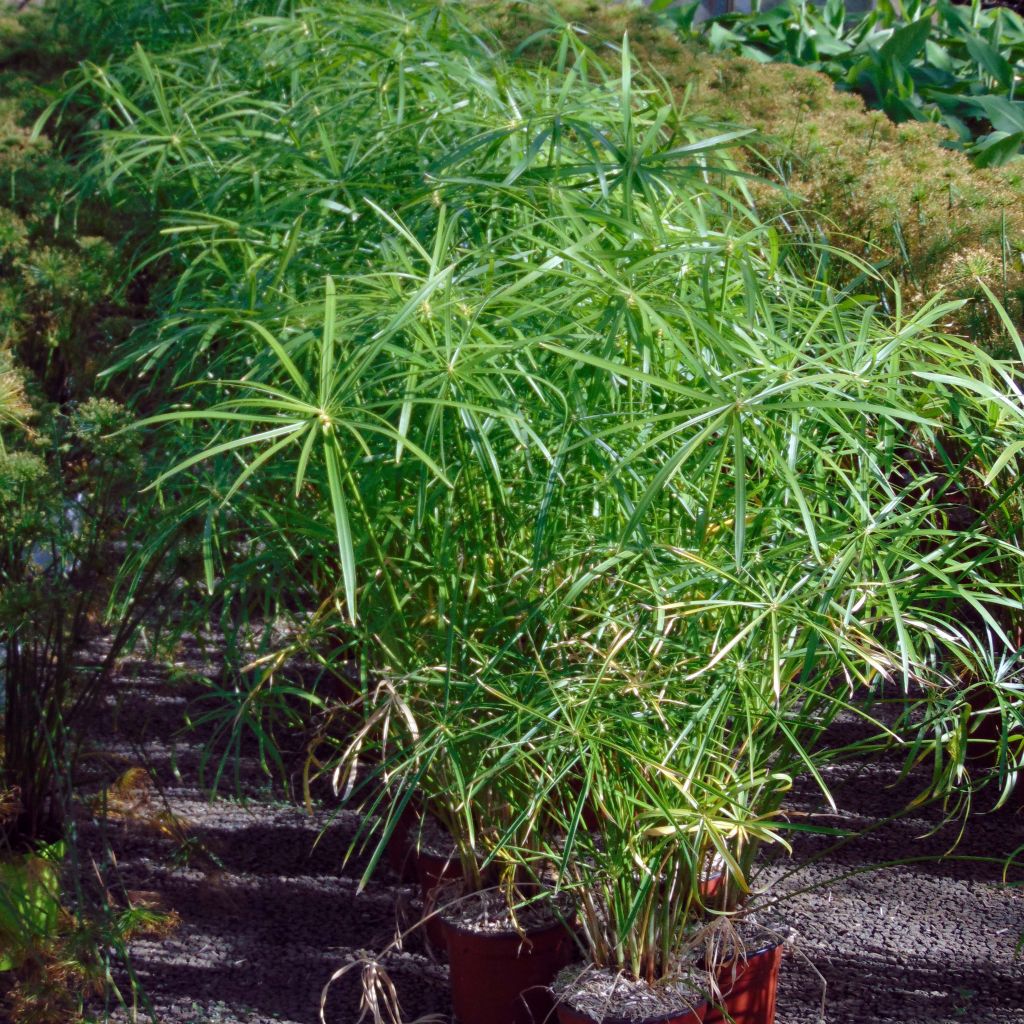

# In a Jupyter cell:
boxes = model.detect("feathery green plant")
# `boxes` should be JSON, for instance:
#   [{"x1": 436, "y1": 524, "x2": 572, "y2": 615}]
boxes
[{"x1": 68, "y1": 0, "x2": 1024, "y2": 991}]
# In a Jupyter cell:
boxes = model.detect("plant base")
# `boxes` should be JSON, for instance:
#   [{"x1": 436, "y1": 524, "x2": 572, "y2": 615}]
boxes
[{"x1": 555, "y1": 1002, "x2": 706, "y2": 1024}]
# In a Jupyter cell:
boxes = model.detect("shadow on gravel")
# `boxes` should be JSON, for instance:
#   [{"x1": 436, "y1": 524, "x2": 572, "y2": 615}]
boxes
[
  {"x1": 776, "y1": 820, "x2": 1023, "y2": 886},
  {"x1": 106, "y1": 865, "x2": 448, "y2": 1024},
  {"x1": 150, "y1": 871, "x2": 403, "y2": 947},
  {"x1": 130, "y1": 955, "x2": 343, "y2": 1021},
  {"x1": 194, "y1": 821, "x2": 369, "y2": 877},
  {"x1": 787, "y1": 946, "x2": 1024, "y2": 1024}
]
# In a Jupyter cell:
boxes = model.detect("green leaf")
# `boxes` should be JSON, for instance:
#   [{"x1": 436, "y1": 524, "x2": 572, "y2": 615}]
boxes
[
  {"x1": 879, "y1": 18, "x2": 932, "y2": 63},
  {"x1": 708, "y1": 23, "x2": 746, "y2": 53},
  {"x1": 221, "y1": 430, "x2": 303, "y2": 504},
  {"x1": 964, "y1": 36, "x2": 1014, "y2": 90},
  {"x1": 664, "y1": 0, "x2": 702, "y2": 32},
  {"x1": 324, "y1": 440, "x2": 358, "y2": 625},
  {"x1": 619, "y1": 412, "x2": 730, "y2": 545},
  {"x1": 974, "y1": 279, "x2": 1024, "y2": 362},
  {"x1": 242, "y1": 320, "x2": 311, "y2": 398},
  {"x1": 982, "y1": 439, "x2": 1024, "y2": 486},
  {"x1": 970, "y1": 130, "x2": 1024, "y2": 167},
  {"x1": 150, "y1": 421, "x2": 305, "y2": 489},
  {"x1": 657, "y1": 128, "x2": 756, "y2": 159},
  {"x1": 733, "y1": 413, "x2": 746, "y2": 569},
  {"x1": 202, "y1": 507, "x2": 215, "y2": 596},
  {"x1": 320, "y1": 276, "x2": 336, "y2": 407},
  {"x1": 962, "y1": 96, "x2": 1024, "y2": 135},
  {"x1": 924, "y1": 38, "x2": 955, "y2": 73},
  {"x1": 294, "y1": 419, "x2": 319, "y2": 497}
]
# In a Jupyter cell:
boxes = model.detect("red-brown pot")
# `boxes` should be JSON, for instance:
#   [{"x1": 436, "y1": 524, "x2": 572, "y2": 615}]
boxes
[
  {"x1": 565, "y1": 774, "x2": 604, "y2": 831},
  {"x1": 966, "y1": 688, "x2": 1005, "y2": 764},
  {"x1": 699, "y1": 871, "x2": 724, "y2": 904},
  {"x1": 964, "y1": 690, "x2": 1024, "y2": 809},
  {"x1": 444, "y1": 916, "x2": 577, "y2": 1024},
  {"x1": 704, "y1": 941, "x2": 783, "y2": 1024},
  {"x1": 383, "y1": 804, "x2": 420, "y2": 883},
  {"x1": 555, "y1": 1000, "x2": 706, "y2": 1024},
  {"x1": 416, "y1": 847, "x2": 463, "y2": 950}
]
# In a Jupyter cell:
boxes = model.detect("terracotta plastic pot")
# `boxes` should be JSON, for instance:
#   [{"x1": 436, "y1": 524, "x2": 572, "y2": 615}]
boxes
[
  {"x1": 964, "y1": 691, "x2": 1024, "y2": 809},
  {"x1": 444, "y1": 915, "x2": 577, "y2": 1024},
  {"x1": 383, "y1": 804, "x2": 420, "y2": 883},
  {"x1": 555, "y1": 999, "x2": 706, "y2": 1024},
  {"x1": 416, "y1": 847, "x2": 463, "y2": 949},
  {"x1": 699, "y1": 870, "x2": 724, "y2": 904},
  {"x1": 966, "y1": 688, "x2": 1005, "y2": 764},
  {"x1": 704, "y1": 941, "x2": 783, "y2": 1024},
  {"x1": 565, "y1": 774, "x2": 604, "y2": 831}
]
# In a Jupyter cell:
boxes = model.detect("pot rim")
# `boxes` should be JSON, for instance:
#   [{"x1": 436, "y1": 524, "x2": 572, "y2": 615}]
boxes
[
  {"x1": 440, "y1": 905, "x2": 575, "y2": 940},
  {"x1": 708, "y1": 936, "x2": 784, "y2": 963}
]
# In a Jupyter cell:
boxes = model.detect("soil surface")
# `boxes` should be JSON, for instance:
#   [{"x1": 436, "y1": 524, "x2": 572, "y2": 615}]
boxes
[{"x1": 76, "y1": 633, "x2": 1024, "y2": 1024}]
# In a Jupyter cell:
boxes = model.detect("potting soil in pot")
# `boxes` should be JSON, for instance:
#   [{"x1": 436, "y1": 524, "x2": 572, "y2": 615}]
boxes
[{"x1": 550, "y1": 964, "x2": 708, "y2": 1024}]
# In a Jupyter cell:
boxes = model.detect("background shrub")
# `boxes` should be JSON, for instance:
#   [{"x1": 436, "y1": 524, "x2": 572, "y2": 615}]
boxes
[
  {"x1": 689, "y1": 0, "x2": 1024, "y2": 167},
  {"x1": 0, "y1": 8, "x2": 155, "y2": 851}
]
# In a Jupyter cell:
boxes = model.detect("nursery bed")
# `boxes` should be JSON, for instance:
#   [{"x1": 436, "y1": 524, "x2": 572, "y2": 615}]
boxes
[{"x1": 78, "y1": 634, "x2": 1024, "y2": 1024}]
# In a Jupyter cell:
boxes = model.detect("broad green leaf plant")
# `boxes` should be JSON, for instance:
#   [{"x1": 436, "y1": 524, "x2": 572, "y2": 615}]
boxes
[{"x1": 679, "y1": 0, "x2": 1024, "y2": 166}]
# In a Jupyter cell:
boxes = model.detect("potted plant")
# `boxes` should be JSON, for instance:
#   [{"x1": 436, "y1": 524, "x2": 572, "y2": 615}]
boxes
[
  {"x1": 546, "y1": 713, "x2": 717, "y2": 1024},
  {"x1": 340, "y1": 654, "x2": 583, "y2": 1023},
  {"x1": 517, "y1": 596, "x2": 779, "y2": 1024},
  {"x1": 85, "y1": 8, "x2": 1024, "y2": 1024}
]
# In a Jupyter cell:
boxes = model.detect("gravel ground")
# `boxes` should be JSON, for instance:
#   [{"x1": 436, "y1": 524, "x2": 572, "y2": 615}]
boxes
[{"x1": 76, "y1": 633, "x2": 1024, "y2": 1024}]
